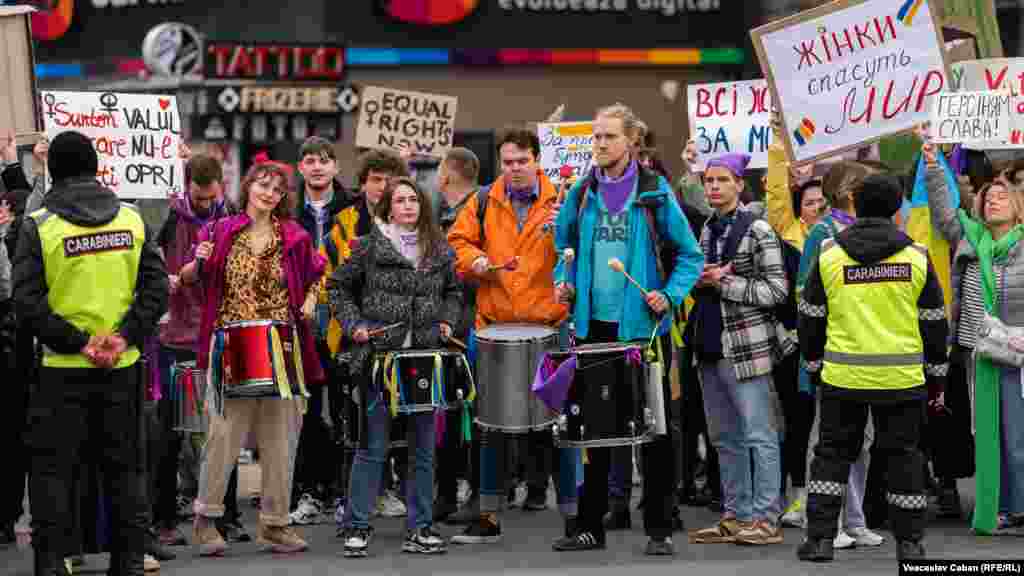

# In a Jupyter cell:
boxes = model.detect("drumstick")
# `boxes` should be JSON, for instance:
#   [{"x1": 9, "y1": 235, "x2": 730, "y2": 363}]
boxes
[
  {"x1": 446, "y1": 336, "x2": 468, "y2": 350},
  {"x1": 488, "y1": 256, "x2": 520, "y2": 272},
  {"x1": 562, "y1": 248, "x2": 575, "y2": 264},
  {"x1": 367, "y1": 322, "x2": 404, "y2": 338},
  {"x1": 608, "y1": 258, "x2": 649, "y2": 296}
]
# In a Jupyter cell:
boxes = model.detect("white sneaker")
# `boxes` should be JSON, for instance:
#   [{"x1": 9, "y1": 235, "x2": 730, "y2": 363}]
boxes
[
  {"x1": 848, "y1": 526, "x2": 884, "y2": 547},
  {"x1": 238, "y1": 449, "x2": 253, "y2": 464},
  {"x1": 780, "y1": 497, "x2": 806, "y2": 528},
  {"x1": 289, "y1": 493, "x2": 325, "y2": 525},
  {"x1": 457, "y1": 479, "x2": 472, "y2": 506},
  {"x1": 833, "y1": 530, "x2": 856, "y2": 549},
  {"x1": 377, "y1": 491, "x2": 407, "y2": 517}
]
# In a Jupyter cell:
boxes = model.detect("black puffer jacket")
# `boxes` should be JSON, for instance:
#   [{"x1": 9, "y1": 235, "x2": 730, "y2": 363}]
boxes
[{"x1": 327, "y1": 224, "x2": 462, "y2": 375}]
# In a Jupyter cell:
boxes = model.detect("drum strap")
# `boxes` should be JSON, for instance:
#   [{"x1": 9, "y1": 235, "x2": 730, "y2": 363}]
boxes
[
  {"x1": 269, "y1": 329, "x2": 293, "y2": 400},
  {"x1": 208, "y1": 331, "x2": 226, "y2": 417}
]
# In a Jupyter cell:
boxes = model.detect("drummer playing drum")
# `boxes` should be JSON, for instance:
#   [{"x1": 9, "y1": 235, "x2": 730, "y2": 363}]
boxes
[
  {"x1": 186, "y1": 162, "x2": 326, "y2": 557},
  {"x1": 551, "y1": 104, "x2": 704, "y2": 555},
  {"x1": 447, "y1": 127, "x2": 577, "y2": 545},
  {"x1": 328, "y1": 177, "x2": 462, "y2": 557}
]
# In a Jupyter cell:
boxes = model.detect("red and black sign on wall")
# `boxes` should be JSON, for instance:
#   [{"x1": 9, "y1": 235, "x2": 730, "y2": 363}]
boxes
[{"x1": 204, "y1": 41, "x2": 345, "y2": 81}]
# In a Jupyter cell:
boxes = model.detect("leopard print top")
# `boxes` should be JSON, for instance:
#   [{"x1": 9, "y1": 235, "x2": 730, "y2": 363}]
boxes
[{"x1": 216, "y1": 220, "x2": 290, "y2": 327}]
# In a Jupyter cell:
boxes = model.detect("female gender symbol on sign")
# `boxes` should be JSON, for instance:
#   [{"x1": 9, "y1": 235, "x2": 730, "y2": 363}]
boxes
[{"x1": 99, "y1": 93, "x2": 119, "y2": 113}]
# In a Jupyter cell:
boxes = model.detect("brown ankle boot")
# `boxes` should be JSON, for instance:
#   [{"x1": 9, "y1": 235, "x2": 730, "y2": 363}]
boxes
[
  {"x1": 192, "y1": 517, "x2": 227, "y2": 557},
  {"x1": 259, "y1": 525, "x2": 308, "y2": 554}
]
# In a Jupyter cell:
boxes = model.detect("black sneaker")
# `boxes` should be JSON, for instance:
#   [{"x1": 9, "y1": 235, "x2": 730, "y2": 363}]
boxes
[
  {"x1": 403, "y1": 527, "x2": 447, "y2": 554},
  {"x1": 645, "y1": 537, "x2": 675, "y2": 556},
  {"x1": 433, "y1": 498, "x2": 458, "y2": 523},
  {"x1": 551, "y1": 516, "x2": 579, "y2": 550},
  {"x1": 450, "y1": 517, "x2": 502, "y2": 544},
  {"x1": 897, "y1": 540, "x2": 926, "y2": 561},
  {"x1": 553, "y1": 530, "x2": 605, "y2": 551},
  {"x1": 797, "y1": 537, "x2": 834, "y2": 562},
  {"x1": 342, "y1": 526, "x2": 374, "y2": 558},
  {"x1": 603, "y1": 498, "x2": 631, "y2": 531},
  {"x1": 217, "y1": 519, "x2": 252, "y2": 543},
  {"x1": 445, "y1": 494, "x2": 479, "y2": 525}
]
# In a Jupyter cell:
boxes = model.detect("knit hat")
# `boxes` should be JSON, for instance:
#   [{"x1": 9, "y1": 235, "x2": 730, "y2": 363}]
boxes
[
  {"x1": 48, "y1": 131, "x2": 98, "y2": 182},
  {"x1": 705, "y1": 153, "x2": 751, "y2": 179},
  {"x1": 854, "y1": 173, "x2": 903, "y2": 219}
]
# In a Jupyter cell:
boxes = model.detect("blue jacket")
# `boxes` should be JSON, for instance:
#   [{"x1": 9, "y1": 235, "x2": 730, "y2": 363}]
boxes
[{"x1": 554, "y1": 166, "x2": 704, "y2": 341}]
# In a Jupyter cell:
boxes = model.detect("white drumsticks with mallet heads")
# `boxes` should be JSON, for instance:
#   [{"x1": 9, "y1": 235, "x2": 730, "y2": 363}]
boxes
[
  {"x1": 608, "y1": 258, "x2": 648, "y2": 296},
  {"x1": 562, "y1": 248, "x2": 575, "y2": 264}
]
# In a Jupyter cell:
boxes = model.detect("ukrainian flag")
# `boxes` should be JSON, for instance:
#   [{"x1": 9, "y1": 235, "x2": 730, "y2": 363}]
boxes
[{"x1": 901, "y1": 152, "x2": 960, "y2": 315}]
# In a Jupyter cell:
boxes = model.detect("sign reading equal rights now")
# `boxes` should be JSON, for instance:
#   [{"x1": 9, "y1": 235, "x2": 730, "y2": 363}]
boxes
[
  {"x1": 41, "y1": 91, "x2": 183, "y2": 199},
  {"x1": 751, "y1": 0, "x2": 952, "y2": 165}
]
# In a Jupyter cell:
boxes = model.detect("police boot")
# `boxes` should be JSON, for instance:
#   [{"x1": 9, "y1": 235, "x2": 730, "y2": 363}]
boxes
[{"x1": 890, "y1": 500, "x2": 927, "y2": 561}]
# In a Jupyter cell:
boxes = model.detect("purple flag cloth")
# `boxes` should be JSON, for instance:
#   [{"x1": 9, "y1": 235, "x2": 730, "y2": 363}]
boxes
[
  {"x1": 532, "y1": 353, "x2": 576, "y2": 413},
  {"x1": 435, "y1": 409, "x2": 446, "y2": 448}
]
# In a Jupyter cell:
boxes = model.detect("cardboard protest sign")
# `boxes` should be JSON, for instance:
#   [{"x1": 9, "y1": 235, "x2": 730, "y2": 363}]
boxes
[
  {"x1": 751, "y1": 0, "x2": 952, "y2": 165},
  {"x1": 537, "y1": 121, "x2": 593, "y2": 185},
  {"x1": 356, "y1": 86, "x2": 457, "y2": 158},
  {"x1": 40, "y1": 91, "x2": 183, "y2": 199},
  {"x1": 686, "y1": 79, "x2": 773, "y2": 172},
  {"x1": 930, "y1": 91, "x2": 1011, "y2": 144},
  {"x1": 951, "y1": 58, "x2": 1024, "y2": 148},
  {"x1": 0, "y1": 7, "x2": 41, "y2": 147}
]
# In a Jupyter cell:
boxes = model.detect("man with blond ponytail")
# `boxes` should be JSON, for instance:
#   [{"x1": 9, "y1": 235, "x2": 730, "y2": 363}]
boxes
[{"x1": 552, "y1": 103, "x2": 703, "y2": 555}]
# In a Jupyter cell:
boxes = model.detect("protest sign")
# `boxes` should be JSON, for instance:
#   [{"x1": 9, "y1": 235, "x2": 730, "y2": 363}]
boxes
[
  {"x1": 751, "y1": 0, "x2": 951, "y2": 165},
  {"x1": 537, "y1": 121, "x2": 593, "y2": 185},
  {"x1": 686, "y1": 79, "x2": 773, "y2": 172},
  {"x1": 930, "y1": 91, "x2": 1011, "y2": 144},
  {"x1": 951, "y1": 58, "x2": 1024, "y2": 148},
  {"x1": 356, "y1": 86, "x2": 457, "y2": 158},
  {"x1": 40, "y1": 91, "x2": 183, "y2": 199},
  {"x1": 0, "y1": 6, "x2": 41, "y2": 147}
]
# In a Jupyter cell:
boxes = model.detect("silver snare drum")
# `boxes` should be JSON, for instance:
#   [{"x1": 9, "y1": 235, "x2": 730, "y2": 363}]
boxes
[{"x1": 475, "y1": 323, "x2": 558, "y2": 433}]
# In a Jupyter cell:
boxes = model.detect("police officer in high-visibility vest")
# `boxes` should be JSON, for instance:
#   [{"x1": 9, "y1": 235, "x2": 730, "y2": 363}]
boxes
[
  {"x1": 796, "y1": 174, "x2": 948, "y2": 563},
  {"x1": 13, "y1": 131, "x2": 168, "y2": 576}
]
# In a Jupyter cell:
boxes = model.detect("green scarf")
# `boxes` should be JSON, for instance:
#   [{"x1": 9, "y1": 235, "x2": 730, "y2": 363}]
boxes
[{"x1": 959, "y1": 210, "x2": 1024, "y2": 534}]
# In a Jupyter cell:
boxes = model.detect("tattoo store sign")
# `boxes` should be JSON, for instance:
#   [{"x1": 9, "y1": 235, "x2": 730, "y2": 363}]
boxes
[
  {"x1": 537, "y1": 122, "x2": 593, "y2": 185},
  {"x1": 686, "y1": 79, "x2": 772, "y2": 172},
  {"x1": 41, "y1": 91, "x2": 183, "y2": 199},
  {"x1": 355, "y1": 86, "x2": 457, "y2": 158},
  {"x1": 950, "y1": 58, "x2": 1024, "y2": 149},
  {"x1": 204, "y1": 41, "x2": 345, "y2": 81},
  {"x1": 751, "y1": 0, "x2": 951, "y2": 165}
]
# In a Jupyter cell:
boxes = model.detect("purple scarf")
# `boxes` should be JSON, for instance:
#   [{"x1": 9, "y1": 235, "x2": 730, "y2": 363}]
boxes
[
  {"x1": 595, "y1": 160, "x2": 638, "y2": 214},
  {"x1": 831, "y1": 208, "x2": 856, "y2": 227}
]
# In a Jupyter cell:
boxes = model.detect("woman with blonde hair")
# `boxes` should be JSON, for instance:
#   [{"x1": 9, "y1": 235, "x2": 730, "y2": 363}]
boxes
[{"x1": 924, "y1": 141, "x2": 1024, "y2": 535}]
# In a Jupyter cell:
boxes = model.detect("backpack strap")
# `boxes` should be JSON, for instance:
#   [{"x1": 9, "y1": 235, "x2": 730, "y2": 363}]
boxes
[
  {"x1": 476, "y1": 185, "x2": 489, "y2": 247},
  {"x1": 720, "y1": 210, "x2": 756, "y2": 264}
]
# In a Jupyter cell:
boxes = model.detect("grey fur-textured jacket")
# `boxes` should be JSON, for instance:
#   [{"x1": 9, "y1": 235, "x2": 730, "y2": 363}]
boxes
[
  {"x1": 926, "y1": 166, "x2": 1024, "y2": 343},
  {"x1": 326, "y1": 224, "x2": 462, "y2": 375}
]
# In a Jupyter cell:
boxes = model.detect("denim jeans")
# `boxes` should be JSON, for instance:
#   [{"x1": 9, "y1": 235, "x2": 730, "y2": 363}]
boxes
[
  {"x1": 700, "y1": 358, "x2": 781, "y2": 522},
  {"x1": 344, "y1": 396, "x2": 435, "y2": 530}
]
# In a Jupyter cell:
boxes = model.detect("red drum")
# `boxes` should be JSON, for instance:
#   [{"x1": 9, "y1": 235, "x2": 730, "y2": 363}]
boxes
[{"x1": 214, "y1": 320, "x2": 304, "y2": 399}]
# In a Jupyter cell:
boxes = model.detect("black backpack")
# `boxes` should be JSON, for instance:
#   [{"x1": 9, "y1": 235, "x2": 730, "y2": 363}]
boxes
[{"x1": 475, "y1": 167, "x2": 678, "y2": 283}]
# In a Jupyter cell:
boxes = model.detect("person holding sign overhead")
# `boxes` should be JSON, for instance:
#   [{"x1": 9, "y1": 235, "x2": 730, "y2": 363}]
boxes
[
  {"x1": 551, "y1": 103, "x2": 703, "y2": 555},
  {"x1": 13, "y1": 130, "x2": 168, "y2": 576}
]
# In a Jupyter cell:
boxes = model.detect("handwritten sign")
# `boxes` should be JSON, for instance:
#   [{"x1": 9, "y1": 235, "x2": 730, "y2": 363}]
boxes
[
  {"x1": 686, "y1": 79, "x2": 773, "y2": 172},
  {"x1": 537, "y1": 122, "x2": 593, "y2": 185},
  {"x1": 355, "y1": 86, "x2": 457, "y2": 158},
  {"x1": 751, "y1": 0, "x2": 951, "y2": 165},
  {"x1": 951, "y1": 58, "x2": 1024, "y2": 148},
  {"x1": 930, "y1": 91, "x2": 1011, "y2": 144},
  {"x1": 40, "y1": 91, "x2": 183, "y2": 199}
]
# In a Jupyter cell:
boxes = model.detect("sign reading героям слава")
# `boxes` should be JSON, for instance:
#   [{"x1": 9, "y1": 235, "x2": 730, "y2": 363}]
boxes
[{"x1": 930, "y1": 91, "x2": 1012, "y2": 144}]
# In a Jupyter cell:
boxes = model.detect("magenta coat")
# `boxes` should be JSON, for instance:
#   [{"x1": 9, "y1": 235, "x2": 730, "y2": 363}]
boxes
[{"x1": 191, "y1": 214, "x2": 326, "y2": 384}]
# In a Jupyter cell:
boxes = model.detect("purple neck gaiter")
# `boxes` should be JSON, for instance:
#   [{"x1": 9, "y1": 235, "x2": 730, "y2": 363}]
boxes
[{"x1": 596, "y1": 160, "x2": 638, "y2": 214}]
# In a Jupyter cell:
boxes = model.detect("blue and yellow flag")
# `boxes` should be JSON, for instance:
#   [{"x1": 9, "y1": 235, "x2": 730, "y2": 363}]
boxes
[{"x1": 901, "y1": 152, "x2": 960, "y2": 315}]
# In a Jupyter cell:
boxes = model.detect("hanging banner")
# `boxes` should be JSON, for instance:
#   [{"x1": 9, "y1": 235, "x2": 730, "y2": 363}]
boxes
[
  {"x1": 751, "y1": 0, "x2": 952, "y2": 165},
  {"x1": 40, "y1": 91, "x2": 183, "y2": 199},
  {"x1": 537, "y1": 121, "x2": 593, "y2": 185},
  {"x1": 686, "y1": 79, "x2": 773, "y2": 172},
  {"x1": 355, "y1": 86, "x2": 457, "y2": 158},
  {"x1": 951, "y1": 58, "x2": 1024, "y2": 148}
]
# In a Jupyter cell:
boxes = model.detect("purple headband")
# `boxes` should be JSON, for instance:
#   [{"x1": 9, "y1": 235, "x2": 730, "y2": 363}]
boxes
[{"x1": 705, "y1": 153, "x2": 751, "y2": 178}]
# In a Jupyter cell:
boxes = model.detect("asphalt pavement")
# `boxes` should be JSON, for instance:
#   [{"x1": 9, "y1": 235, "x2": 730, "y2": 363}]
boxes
[{"x1": 2, "y1": 477, "x2": 1022, "y2": 576}]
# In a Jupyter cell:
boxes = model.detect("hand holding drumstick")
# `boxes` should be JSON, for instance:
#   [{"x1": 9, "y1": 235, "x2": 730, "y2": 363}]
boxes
[{"x1": 608, "y1": 258, "x2": 670, "y2": 314}]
